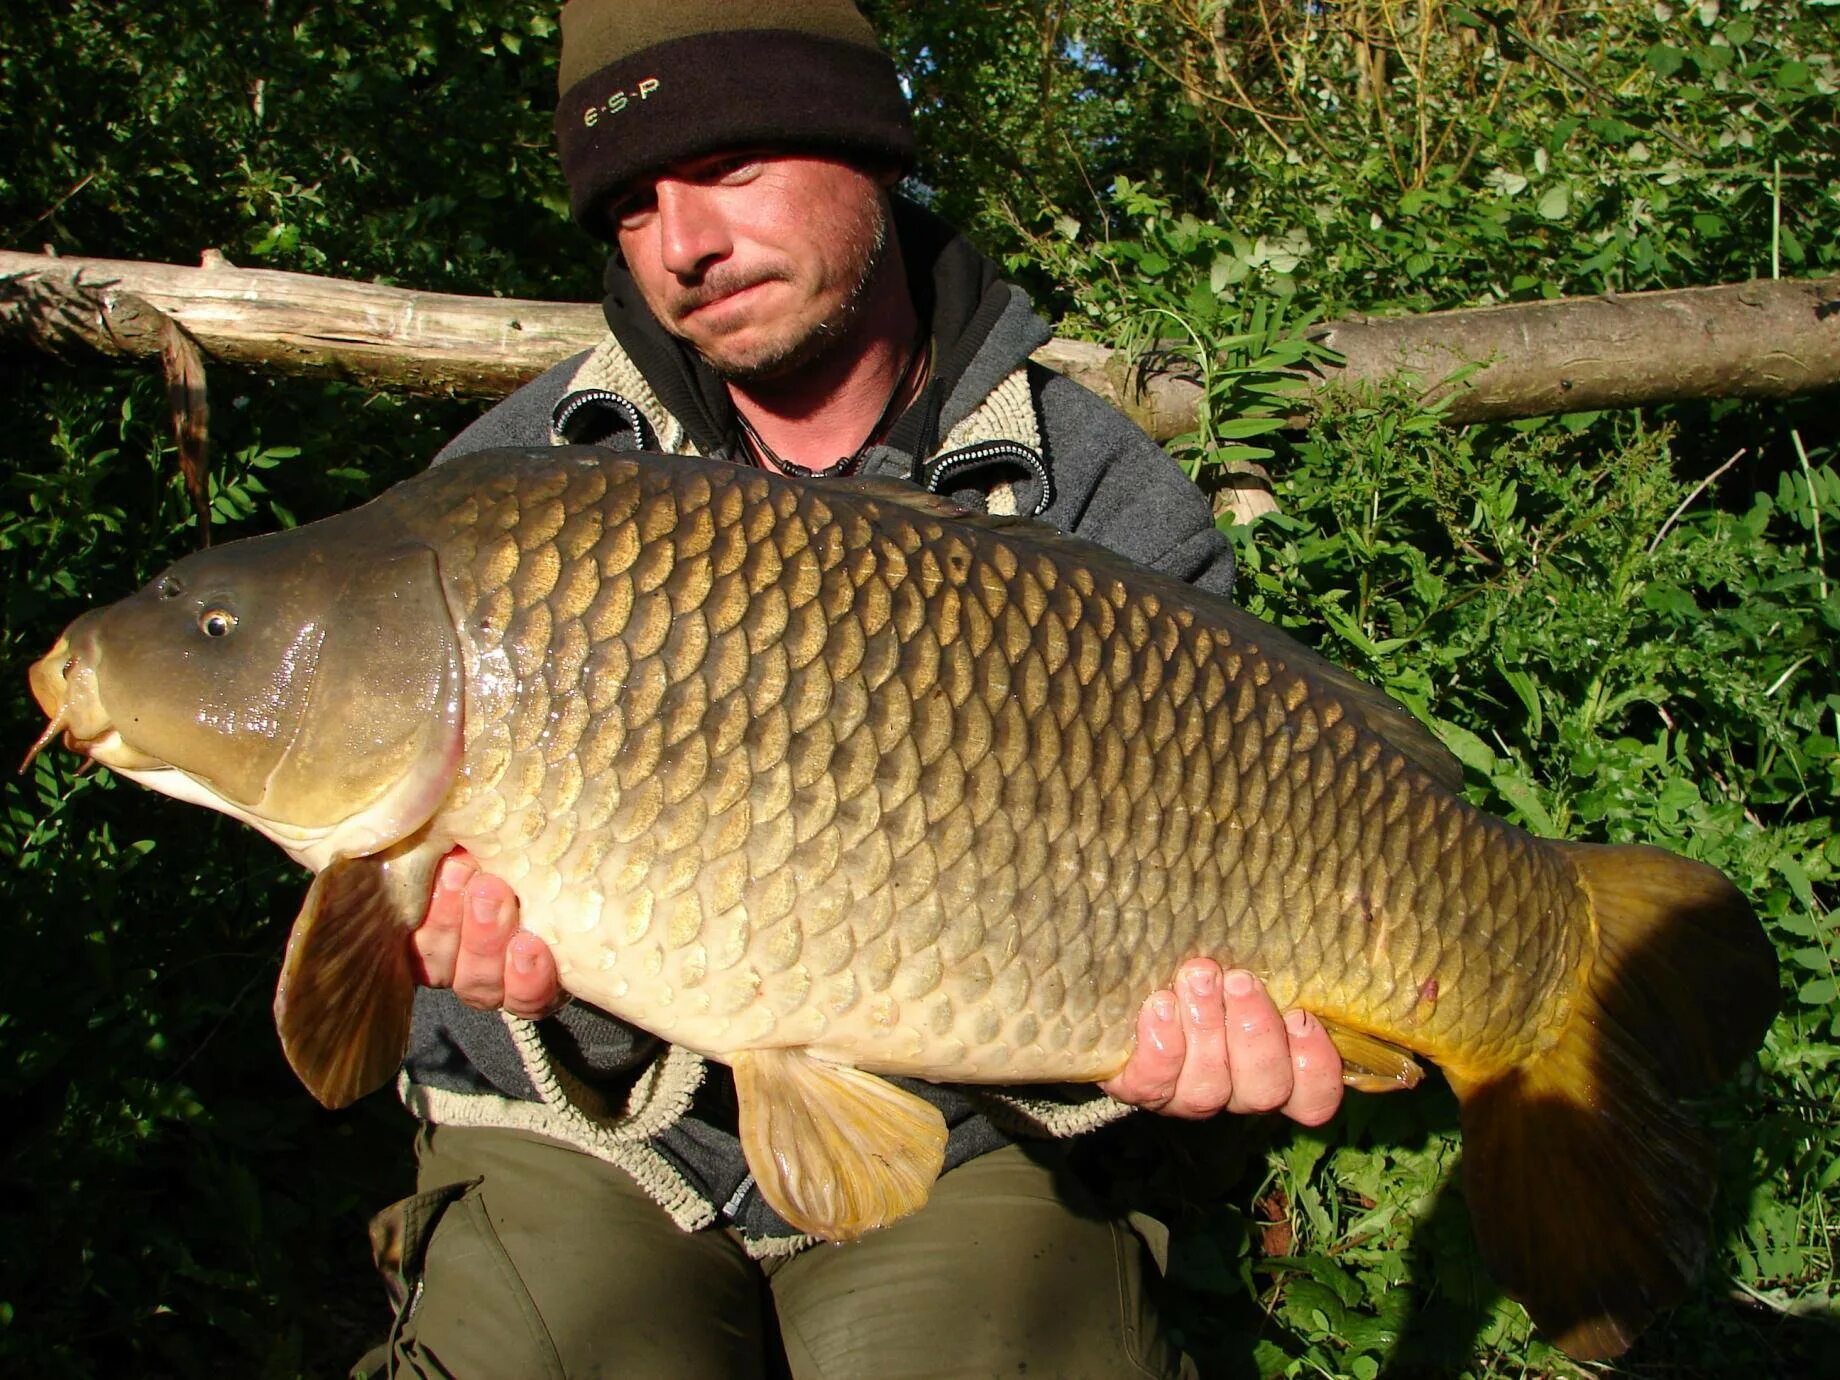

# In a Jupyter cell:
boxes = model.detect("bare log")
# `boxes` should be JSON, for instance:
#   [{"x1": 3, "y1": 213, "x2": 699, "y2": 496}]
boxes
[
  {"x1": 1316, "y1": 279, "x2": 1840, "y2": 424},
  {"x1": 4, "y1": 250, "x2": 1836, "y2": 440},
  {"x1": 0, "y1": 249, "x2": 600, "y2": 398}
]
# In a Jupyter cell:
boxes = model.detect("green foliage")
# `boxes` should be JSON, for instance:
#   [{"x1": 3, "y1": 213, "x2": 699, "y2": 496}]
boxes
[
  {"x1": 2, "y1": 0, "x2": 588, "y2": 296},
  {"x1": 4, "y1": 1, "x2": 1838, "y2": 1376},
  {"x1": 879, "y1": 0, "x2": 1840, "y2": 316}
]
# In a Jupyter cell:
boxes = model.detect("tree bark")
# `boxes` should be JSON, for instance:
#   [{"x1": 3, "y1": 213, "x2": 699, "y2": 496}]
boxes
[{"x1": 3, "y1": 249, "x2": 1836, "y2": 440}]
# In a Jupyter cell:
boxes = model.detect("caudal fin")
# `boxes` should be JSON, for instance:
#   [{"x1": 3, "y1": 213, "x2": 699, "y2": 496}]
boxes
[{"x1": 1446, "y1": 843, "x2": 1777, "y2": 1360}]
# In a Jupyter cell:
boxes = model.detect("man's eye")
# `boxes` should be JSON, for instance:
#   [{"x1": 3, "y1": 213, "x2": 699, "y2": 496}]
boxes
[
  {"x1": 712, "y1": 157, "x2": 758, "y2": 183},
  {"x1": 693, "y1": 155, "x2": 759, "y2": 186},
  {"x1": 611, "y1": 189, "x2": 657, "y2": 227}
]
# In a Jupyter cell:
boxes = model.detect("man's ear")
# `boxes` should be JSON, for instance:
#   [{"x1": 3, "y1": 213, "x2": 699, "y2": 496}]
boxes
[{"x1": 874, "y1": 161, "x2": 907, "y2": 190}]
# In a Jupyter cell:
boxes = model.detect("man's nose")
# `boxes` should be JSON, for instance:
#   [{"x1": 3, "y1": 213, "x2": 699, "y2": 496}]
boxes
[{"x1": 655, "y1": 181, "x2": 731, "y2": 280}]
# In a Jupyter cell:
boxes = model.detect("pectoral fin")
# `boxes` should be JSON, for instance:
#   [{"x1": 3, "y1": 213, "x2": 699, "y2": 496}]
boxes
[
  {"x1": 1320, "y1": 1020, "x2": 1426, "y2": 1093},
  {"x1": 733, "y1": 1048, "x2": 948, "y2": 1241},
  {"x1": 273, "y1": 839, "x2": 447, "y2": 1109}
]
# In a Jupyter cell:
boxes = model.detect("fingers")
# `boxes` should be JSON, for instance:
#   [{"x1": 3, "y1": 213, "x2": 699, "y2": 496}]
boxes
[
  {"x1": 410, "y1": 849, "x2": 477, "y2": 986},
  {"x1": 1097, "y1": 991, "x2": 1185, "y2": 1109},
  {"x1": 1279, "y1": 1009, "x2": 1345, "y2": 1127},
  {"x1": 1166, "y1": 959, "x2": 1233, "y2": 1118},
  {"x1": 1218, "y1": 967, "x2": 1296, "y2": 1115},
  {"x1": 1107, "y1": 961, "x2": 1347, "y2": 1127},
  {"x1": 504, "y1": 930, "x2": 566, "y2": 1020},
  {"x1": 409, "y1": 851, "x2": 567, "y2": 1019},
  {"x1": 450, "y1": 872, "x2": 519, "y2": 1010}
]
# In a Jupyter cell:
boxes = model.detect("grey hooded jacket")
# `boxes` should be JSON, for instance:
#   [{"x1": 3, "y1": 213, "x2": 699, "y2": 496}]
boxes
[{"x1": 402, "y1": 202, "x2": 1237, "y2": 1247}]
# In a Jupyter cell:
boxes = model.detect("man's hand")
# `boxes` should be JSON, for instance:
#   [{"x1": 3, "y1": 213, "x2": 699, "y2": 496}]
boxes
[
  {"x1": 1099, "y1": 959, "x2": 1343, "y2": 1126},
  {"x1": 411, "y1": 849, "x2": 567, "y2": 1020}
]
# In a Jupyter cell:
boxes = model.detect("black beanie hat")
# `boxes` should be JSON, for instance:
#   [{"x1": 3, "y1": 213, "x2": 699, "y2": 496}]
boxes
[{"x1": 554, "y1": 0, "x2": 917, "y2": 239}]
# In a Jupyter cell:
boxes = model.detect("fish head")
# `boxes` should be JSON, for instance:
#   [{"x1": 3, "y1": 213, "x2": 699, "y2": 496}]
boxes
[{"x1": 28, "y1": 524, "x2": 464, "y2": 871}]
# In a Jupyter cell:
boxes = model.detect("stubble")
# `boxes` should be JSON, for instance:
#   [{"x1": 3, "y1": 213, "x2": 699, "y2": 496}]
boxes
[{"x1": 689, "y1": 196, "x2": 892, "y2": 384}]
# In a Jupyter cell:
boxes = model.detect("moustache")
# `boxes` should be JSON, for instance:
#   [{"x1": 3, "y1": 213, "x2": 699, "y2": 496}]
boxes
[{"x1": 671, "y1": 269, "x2": 789, "y2": 317}]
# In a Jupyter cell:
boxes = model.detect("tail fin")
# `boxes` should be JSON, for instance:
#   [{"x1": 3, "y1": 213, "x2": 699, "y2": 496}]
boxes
[{"x1": 1446, "y1": 843, "x2": 1778, "y2": 1359}]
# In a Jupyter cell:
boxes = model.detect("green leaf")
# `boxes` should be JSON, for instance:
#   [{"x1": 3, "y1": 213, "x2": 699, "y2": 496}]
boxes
[
  {"x1": 1778, "y1": 857, "x2": 1817, "y2": 912},
  {"x1": 1535, "y1": 183, "x2": 1572, "y2": 220},
  {"x1": 1498, "y1": 663, "x2": 1542, "y2": 737},
  {"x1": 1279, "y1": 1277, "x2": 1347, "y2": 1337},
  {"x1": 1645, "y1": 44, "x2": 1685, "y2": 77},
  {"x1": 1491, "y1": 773, "x2": 1557, "y2": 834},
  {"x1": 1211, "y1": 252, "x2": 1247, "y2": 290},
  {"x1": 1434, "y1": 719, "x2": 1498, "y2": 775},
  {"x1": 1798, "y1": 976, "x2": 1838, "y2": 1007},
  {"x1": 1774, "y1": 61, "x2": 1812, "y2": 92},
  {"x1": 1212, "y1": 416, "x2": 1289, "y2": 439}
]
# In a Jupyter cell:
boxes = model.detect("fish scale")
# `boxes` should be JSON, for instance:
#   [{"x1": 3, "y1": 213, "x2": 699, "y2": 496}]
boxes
[
  {"x1": 409, "y1": 453, "x2": 1581, "y2": 1079},
  {"x1": 31, "y1": 446, "x2": 1777, "y2": 1356}
]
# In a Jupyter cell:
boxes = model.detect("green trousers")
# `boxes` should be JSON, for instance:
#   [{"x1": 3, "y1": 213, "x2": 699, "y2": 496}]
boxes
[{"x1": 353, "y1": 1123, "x2": 1193, "y2": 1379}]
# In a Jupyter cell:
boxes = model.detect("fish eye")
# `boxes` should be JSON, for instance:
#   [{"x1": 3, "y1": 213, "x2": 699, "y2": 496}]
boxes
[
  {"x1": 199, "y1": 609, "x2": 237, "y2": 638},
  {"x1": 158, "y1": 576, "x2": 183, "y2": 600}
]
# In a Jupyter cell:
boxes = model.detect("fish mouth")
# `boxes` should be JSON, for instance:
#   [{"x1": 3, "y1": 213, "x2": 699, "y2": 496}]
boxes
[
  {"x1": 26, "y1": 633, "x2": 74, "y2": 724},
  {"x1": 23, "y1": 635, "x2": 167, "y2": 775}
]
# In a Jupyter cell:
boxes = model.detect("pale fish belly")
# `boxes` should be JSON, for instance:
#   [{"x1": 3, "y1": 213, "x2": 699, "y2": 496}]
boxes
[{"x1": 471, "y1": 820, "x2": 1133, "y2": 1089}]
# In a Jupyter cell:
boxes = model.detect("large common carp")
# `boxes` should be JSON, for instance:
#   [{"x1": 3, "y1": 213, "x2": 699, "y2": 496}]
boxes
[{"x1": 28, "y1": 447, "x2": 1776, "y2": 1358}]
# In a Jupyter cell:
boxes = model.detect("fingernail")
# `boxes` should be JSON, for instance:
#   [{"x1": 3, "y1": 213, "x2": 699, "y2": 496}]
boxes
[
  {"x1": 509, "y1": 935, "x2": 538, "y2": 974},
  {"x1": 1186, "y1": 967, "x2": 1216, "y2": 998},
  {"x1": 438, "y1": 857, "x2": 468, "y2": 892},
  {"x1": 1285, "y1": 1009, "x2": 1312, "y2": 1037},
  {"x1": 1223, "y1": 969, "x2": 1255, "y2": 998},
  {"x1": 1149, "y1": 994, "x2": 1176, "y2": 1024},
  {"x1": 468, "y1": 892, "x2": 500, "y2": 929}
]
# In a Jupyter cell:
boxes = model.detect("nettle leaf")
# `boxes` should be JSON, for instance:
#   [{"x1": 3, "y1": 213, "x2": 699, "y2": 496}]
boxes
[{"x1": 1278, "y1": 1276, "x2": 1349, "y2": 1337}]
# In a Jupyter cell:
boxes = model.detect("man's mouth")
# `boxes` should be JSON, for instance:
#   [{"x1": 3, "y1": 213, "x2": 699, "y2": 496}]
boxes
[{"x1": 676, "y1": 274, "x2": 783, "y2": 321}]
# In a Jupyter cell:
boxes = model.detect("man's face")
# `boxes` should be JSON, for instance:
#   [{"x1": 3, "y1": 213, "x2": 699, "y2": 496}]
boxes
[{"x1": 611, "y1": 151, "x2": 893, "y2": 382}]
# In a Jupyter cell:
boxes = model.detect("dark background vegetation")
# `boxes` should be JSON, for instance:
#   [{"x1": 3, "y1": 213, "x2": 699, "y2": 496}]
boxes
[{"x1": 2, "y1": 3, "x2": 1836, "y2": 1375}]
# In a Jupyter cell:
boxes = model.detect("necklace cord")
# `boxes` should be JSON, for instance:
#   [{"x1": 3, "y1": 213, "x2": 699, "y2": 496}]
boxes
[{"x1": 734, "y1": 328, "x2": 931, "y2": 478}]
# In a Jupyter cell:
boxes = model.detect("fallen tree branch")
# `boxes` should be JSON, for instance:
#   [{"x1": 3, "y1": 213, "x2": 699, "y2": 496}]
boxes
[
  {"x1": 0, "y1": 249, "x2": 592, "y2": 399},
  {"x1": 3, "y1": 249, "x2": 1836, "y2": 441}
]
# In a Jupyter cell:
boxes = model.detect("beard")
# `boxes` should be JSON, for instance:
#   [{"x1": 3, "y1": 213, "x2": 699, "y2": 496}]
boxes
[{"x1": 681, "y1": 197, "x2": 892, "y2": 385}]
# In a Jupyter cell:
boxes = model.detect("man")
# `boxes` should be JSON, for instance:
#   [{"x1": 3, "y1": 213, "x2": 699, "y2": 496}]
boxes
[{"x1": 358, "y1": 4, "x2": 1343, "y2": 1376}]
